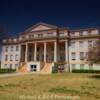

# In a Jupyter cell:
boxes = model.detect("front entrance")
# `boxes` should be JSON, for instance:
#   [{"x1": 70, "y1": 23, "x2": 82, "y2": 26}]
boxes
[
  {"x1": 30, "y1": 65, "x2": 37, "y2": 72},
  {"x1": 58, "y1": 64, "x2": 65, "y2": 72}
]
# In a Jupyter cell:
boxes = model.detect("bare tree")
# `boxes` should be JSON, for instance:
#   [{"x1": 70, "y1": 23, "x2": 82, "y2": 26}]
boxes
[{"x1": 87, "y1": 39, "x2": 100, "y2": 64}]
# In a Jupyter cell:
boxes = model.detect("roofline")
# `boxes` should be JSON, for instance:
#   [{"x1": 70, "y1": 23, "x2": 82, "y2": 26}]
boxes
[
  {"x1": 71, "y1": 27, "x2": 99, "y2": 32},
  {"x1": 24, "y1": 22, "x2": 58, "y2": 33}
]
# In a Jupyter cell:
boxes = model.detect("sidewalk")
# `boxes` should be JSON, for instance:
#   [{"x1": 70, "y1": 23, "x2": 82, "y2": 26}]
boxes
[{"x1": 0, "y1": 72, "x2": 38, "y2": 78}]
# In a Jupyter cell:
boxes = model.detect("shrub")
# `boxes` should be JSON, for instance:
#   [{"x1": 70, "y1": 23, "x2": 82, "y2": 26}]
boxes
[
  {"x1": 52, "y1": 63, "x2": 58, "y2": 73},
  {"x1": 0, "y1": 68, "x2": 16, "y2": 74},
  {"x1": 72, "y1": 69, "x2": 100, "y2": 73}
]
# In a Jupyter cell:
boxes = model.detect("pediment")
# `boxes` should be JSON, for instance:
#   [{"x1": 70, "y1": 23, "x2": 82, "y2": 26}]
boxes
[
  {"x1": 31, "y1": 25, "x2": 52, "y2": 31},
  {"x1": 25, "y1": 22, "x2": 57, "y2": 32}
]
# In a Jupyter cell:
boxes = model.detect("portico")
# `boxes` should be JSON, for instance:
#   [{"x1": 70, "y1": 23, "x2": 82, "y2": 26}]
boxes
[{"x1": 20, "y1": 40, "x2": 68, "y2": 63}]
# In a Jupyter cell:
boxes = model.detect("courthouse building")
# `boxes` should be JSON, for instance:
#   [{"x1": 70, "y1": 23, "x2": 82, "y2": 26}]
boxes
[{"x1": 1, "y1": 22, "x2": 100, "y2": 73}]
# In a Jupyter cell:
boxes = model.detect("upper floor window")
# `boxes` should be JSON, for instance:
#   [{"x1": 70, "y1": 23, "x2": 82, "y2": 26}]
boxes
[
  {"x1": 59, "y1": 46, "x2": 65, "y2": 51},
  {"x1": 5, "y1": 55, "x2": 8, "y2": 61},
  {"x1": 29, "y1": 35, "x2": 34, "y2": 38},
  {"x1": 5, "y1": 46, "x2": 8, "y2": 52},
  {"x1": 48, "y1": 33, "x2": 52, "y2": 37},
  {"x1": 80, "y1": 52, "x2": 84, "y2": 60},
  {"x1": 29, "y1": 46, "x2": 32, "y2": 52},
  {"x1": 88, "y1": 30, "x2": 92, "y2": 35},
  {"x1": 79, "y1": 41, "x2": 84, "y2": 48},
  {"x1": 10, "y1": 55, "x2": 13, "y2": 61},
  {"x1": 60, "y1": 32, "x2": 64, "y2": 36},
  {"x1": 71, "y1": 52, "x2": 76, "y2": 60},
  {"x1": 51, "y1": 46, "x2": 54, "y2": 51},
  {"x1": 71, "y1": 41, "x2": 75, "y2": 48},
  {"x1": 11, "y1": 46, "x2": 13, "y2": 51},
  {"x1": 88, "y1": 40, "x2": 92, "y2": 47},
  {"x1": 16, "y1": 45, "x2": 19, "y2": 51},
  {"x1": 15, "y1": 55, "x2": 18, "y2": 61},
  {"x1": 38, "y1": 34, "x2": 43, "y2": 38},
  {"x1": 80, "y1": 31, "x2": 84, "y2": 36},
  {"x1": 37, "y1": 47, "x2": 40, "y2": 52},
  {"x1": 71, "y1": 32, "x2": 75, "y2": 36}
]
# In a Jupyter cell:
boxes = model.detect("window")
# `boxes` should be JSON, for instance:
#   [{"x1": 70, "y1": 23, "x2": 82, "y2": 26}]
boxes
[
  {"x1": 37, "y1": 47, "x2": 40, "y2": 52},
  {"x1": 11, "y1": 46, "x2": 13, "y2": 51},
  {"x1": 48, "y1": 33, "x2": 52, "y2": 36},
  {"x1": 15, "y1": 55, "x2": 18, "y2": 61},
  {"x1": 51, "y1": 46, "x2": 54, "y2": 51},
  {"x1": 9, "y1": 64, "x2": 12, "y2": 69},
  {"x1": 89, "y1": 64, "x2": 93, "y2": 70},
  {"x1": 59, "y1": 46, "x2": 65, "y2": 51},
  {"x1": 88, "y1": 41, "x2": 92, "y2": 47},
  {"x1": 72, "y1": 64, "x2": 76, "y2": 69},
  {"x1": 71, "y1": 52, "x2": 76, "y2": 60},
  {"x1": 51, "y1": 55, "x2": 54, "y2": 61},
  {"x1": 88, "y1": 30, "x2": 92, "y2": 35},
  {"x1": 80, "y1": 52, "x2": 84, "y2": 60},
  {"x1": 80, "y1": 64, "x2": 84, "y2": 69},
  {"x1": 15, "y1": 64, "x2": 18, "y2": 68},
  {"x1": 38, "y1": 34, "x2": 43, "y2": 37},
  {"x1": 10, "y1": 55, "x2": 13, "y2": 61},
  {"x1": 29, "y1": 35, "x2": 34, "y2": 38},
  {"x1": 4, "y1": 64, "x2": 7, "y2": 68},
  {"x1": 60, "y1": 54, "x2": 65, "y2": 61},
  {"x1": 5, "y1": 46, "x2": 8, "y2": 52},
  {"x1": 30, "y1": 65, "x2": 37, "y2": 72},
  {"x1": 79, "y1": 41, "x2": 84, "y2": 48},
  {"x1": 71, "y1": 32, "x2": 75, "y2": 36},
  {"x1": 29, "y1": 46, "x2": 32, "y2": 52},
  {"x1": 71, "y1": 41, "x2": 75, "y2": 48},
  {"x1": 16, "y1": 45, "x2": 19, "y2": 51},
  {"x1": 60, "y1": 32, "x2": 64, "y2": 36},
  {"x1": 80, "y1": 31, "x2": 84, "y2": 36},
  {"x1": 5, "y1": 55, "x2": 8, "y2": 61}
]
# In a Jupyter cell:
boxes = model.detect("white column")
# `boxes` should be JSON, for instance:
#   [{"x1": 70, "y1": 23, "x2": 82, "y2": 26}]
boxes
[
  {"x1": 65, "y1": 41, "x2": 68, "y2": 62},
  {"x1": 34, "y1": 42, "x2": 37, "y2": 61},
  {"x1": 44, "y1": 42, "x2": 46, "y2": 62},
  {"x1": 25, "y1": 43, "x2": 28, "y2": 62},
  {"x1": 19, "y1": 44, "x2": 21, "y2": 62},
  {"x1": 54, "y1": 41, "x2": 57, "y2": 62}
]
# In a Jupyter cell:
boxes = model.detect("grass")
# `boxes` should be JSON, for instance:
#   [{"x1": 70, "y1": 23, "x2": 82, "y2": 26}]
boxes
[{"x1": 0, "y1": 73, "x2": 100, "y2": 100}]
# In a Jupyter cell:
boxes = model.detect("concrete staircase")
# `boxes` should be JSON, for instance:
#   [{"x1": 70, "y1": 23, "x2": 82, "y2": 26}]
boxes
[
  {"x1": 40, "y1": 63, "x2": 52, "y2": 74},
  {"x1": 18, "y1": 62, "x2": 28, "y2": 72}
]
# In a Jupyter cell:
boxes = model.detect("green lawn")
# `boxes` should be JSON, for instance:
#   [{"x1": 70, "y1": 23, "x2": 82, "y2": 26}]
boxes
[{"x1": 0, "y1": 73, "x2": 100, "y2": 100}]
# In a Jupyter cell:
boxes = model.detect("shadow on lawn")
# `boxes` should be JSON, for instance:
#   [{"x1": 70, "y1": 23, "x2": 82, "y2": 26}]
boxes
[{"x1": 90, "y1": 74, "x2": 100, "y2": 79}]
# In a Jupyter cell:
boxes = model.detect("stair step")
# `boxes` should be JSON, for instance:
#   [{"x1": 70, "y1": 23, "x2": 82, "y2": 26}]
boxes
[{"x1": 40, "y1": 63, "x2": 52, "y2": 74}]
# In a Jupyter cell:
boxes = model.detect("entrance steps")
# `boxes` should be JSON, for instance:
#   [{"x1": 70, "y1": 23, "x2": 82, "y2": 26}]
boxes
[
  {"x1": 18, "y1": 62, "x2": 28, "y2": 72},
  {"x1": 40, "y1": 63, "x2": 52, "y2": 74}
]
